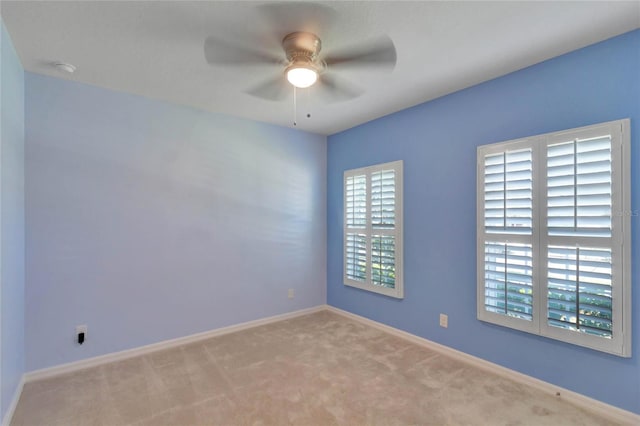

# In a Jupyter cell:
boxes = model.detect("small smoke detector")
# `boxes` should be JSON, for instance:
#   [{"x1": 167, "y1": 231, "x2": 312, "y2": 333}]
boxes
[{"x1": 53, "y1": 62, "x2": 76, "y2": 73}]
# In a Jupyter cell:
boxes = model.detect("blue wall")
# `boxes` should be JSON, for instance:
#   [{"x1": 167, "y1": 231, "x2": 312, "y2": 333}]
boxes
[
  {"x1": 327, "y1": 30, "x2": 640, "y2": 413},
  {"x1": 25, "y1": 73, "x2": 326, "y2": 371},
  {"x1": 0, "y1": 23, "x2": 25, "y2": 420}
]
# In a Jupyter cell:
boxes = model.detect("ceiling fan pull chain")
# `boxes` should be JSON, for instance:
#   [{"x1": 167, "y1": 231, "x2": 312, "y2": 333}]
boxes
[
  {"x1": 304, "y1": 87, "x2": 311, "y2": 120},
  {"x1": 293, "y1": 86, "x2": 298, "y2": 126}
]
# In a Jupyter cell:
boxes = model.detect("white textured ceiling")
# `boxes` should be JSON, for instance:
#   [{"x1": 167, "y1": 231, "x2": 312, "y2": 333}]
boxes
[{"x1": 2, "y1": 1, "x2": 639, "y2": 135}]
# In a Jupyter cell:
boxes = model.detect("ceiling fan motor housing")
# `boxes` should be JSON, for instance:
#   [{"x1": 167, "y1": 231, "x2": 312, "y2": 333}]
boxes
[{"x1": 283, "y1": 32, "x2": 322, "y2": 66}]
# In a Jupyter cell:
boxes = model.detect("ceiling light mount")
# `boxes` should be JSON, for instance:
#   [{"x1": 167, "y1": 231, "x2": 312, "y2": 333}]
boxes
[{"x1": 53, "y1": 62, "x2": 76, "y2": 73}]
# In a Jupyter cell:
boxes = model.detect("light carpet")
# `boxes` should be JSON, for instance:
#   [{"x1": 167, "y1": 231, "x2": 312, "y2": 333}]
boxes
[{"x1": 11, "y1": 311, "x2": 618, "y2": 425}]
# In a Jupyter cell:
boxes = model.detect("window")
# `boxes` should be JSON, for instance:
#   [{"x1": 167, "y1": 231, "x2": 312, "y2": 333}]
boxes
[
  {"x1": 477, "y1": 119, "x2": 631, "y2": 357},
  {"x1": 344, "y1": 160, "x2": 403, "y2": 298}
]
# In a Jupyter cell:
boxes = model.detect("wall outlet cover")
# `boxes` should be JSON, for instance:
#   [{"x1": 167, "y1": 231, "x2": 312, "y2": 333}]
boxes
[{"x1": 439, "y1": 314, "x2": 448, "y2": 328}]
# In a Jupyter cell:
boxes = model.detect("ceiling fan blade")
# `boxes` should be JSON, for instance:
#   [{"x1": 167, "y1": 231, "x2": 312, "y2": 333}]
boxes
[
  {"x1": 324, "y1": 35, "x2": 397, "y2": 70},
  {"x1": 246, "y1": 74, "x2": 290, "y2": 101},
  {"x1": 256, "y1": 2, "x2": 337, "y2": 40},
  {"x1": 204, "y1": 36, "x2": 282, "y2": 66},
  {"x1": 318, "y1": 73, "x2": 364, "y2": 102}
]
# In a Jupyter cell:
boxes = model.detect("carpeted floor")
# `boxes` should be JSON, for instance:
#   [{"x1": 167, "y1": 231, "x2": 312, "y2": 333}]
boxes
[{"x1": 11, "y1": 310, "x2": 619, "y2": 425}]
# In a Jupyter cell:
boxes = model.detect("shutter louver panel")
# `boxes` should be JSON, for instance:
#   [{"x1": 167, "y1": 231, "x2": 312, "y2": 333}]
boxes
[
  {"x1": 346, "y1": 175, "x2": 367, "y2": 228},
  {"x1": 344, "y1": 160, "x2": 403, "y2": 299},
  {"x1": 547, "y1": 136, "x2": 612, "y2": 237},
  {"x1": 372, "y1": 169, "x2": 396, "y2": 229},
  {"x1": 547, "y1": 246, "x2": 613, "y2": 338},
  {"x1": 484, "y1": 242, "x2": 533, "y2": 321},
  {"x1": 372, "y1": 235, "x2": 395, "y2": 288},
  {"x1": 484, "y1": 149, "x2": 533, "y2": 234},
  {"x1": 345, "y1": 233, "x2": 367, "y2": 281}
]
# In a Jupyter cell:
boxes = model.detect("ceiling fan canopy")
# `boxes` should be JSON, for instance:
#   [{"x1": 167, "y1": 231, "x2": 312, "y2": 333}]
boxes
[{"x1": 203, "y1": 2, "x2": 397, "y2": 102}]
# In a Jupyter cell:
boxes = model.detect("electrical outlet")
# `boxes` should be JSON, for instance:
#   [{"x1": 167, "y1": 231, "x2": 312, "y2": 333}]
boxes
[
  {"x1": 76, "y1": 325, "x2": 87, "y2": 344},
  {"x1": 288, "y1": 288, "x2": 295, "y2": 299},
  {"x1": 439, "y1": 314, "x2": 448, "y2": 328}
]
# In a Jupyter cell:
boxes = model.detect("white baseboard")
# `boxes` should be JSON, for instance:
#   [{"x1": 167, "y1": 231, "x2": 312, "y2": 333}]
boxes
[
  {"x1": 24, "y1": 305, "x2": 325, "y2": 383},
  {"x1": 326, "y1": 305, "x2": 640, "y2": 426},
  {"x1": 1, "y1": 375, "x2": 25, "y2": 426}
]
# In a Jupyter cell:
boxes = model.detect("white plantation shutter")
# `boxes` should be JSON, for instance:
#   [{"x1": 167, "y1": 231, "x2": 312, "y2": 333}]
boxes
[
  {"x1": 547, "y1": 136, "x2": 612, "y2": 237},
  {"x1": 371, "y1": 170, "x2": 396, "y2": 229},
  {"x1": 547, "y1": 246, "x2": 613, "y2": 338},
  {"x1": 372, "y1": 235, "x2": 396, "y2": 288},
  {"x1": 484, "y1": 149, "x2": 533, "y2": 234},
  {"x1": 345, "y1": 175, "x2": 367, "y2": 281},
  {"x1": 540, "y1": 122, "x2": 629, "y2": 356},
  {"x1": 478, "y1": 119, "x2": 631, "y2": 357},
  {"x1": 545, "y1": 135, "x2": 614, "y2": 339},
  {"x1": 345, "y1": 233, "x2": 367, "y2": 281},
  {"x1": 346, "y1": 175, "x2": 367, "y2": 228},
  {"x1": 478, "y1": 141, "x2": 538, "y2": 334},
  {"x1": 371, "y1": 169, "x2": 397, "y2": 288},
  {"x1": 344, "y1": 161, "x2": 403, "y2": 298},
  {"x1": 483, "y1": 242, "x2": 534, "y2": 321}
]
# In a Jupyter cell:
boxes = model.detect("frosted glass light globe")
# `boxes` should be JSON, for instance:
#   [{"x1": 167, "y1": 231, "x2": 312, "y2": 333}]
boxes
[{"x1": 286, "y1": 66, "x2": 318, "y2": 88}]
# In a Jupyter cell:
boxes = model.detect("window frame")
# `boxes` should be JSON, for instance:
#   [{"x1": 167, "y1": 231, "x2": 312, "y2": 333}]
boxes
[
  {"x1": 344, "y1": 160, "x2": 404, "y2": 299},
  {"x1": 477, "y1": 119, "x2": 631, "y2": 357}
]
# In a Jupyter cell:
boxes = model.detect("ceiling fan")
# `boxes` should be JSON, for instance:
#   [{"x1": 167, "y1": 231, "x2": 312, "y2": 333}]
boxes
[{"x1": 203, "y1": 3, "x2": 397, "y2": 102}]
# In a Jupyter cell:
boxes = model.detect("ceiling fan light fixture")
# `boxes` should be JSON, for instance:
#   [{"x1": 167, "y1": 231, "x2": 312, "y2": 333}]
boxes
[
  {"x1": 286, "y1": 63, "x2": 318, "y2": 88},
  {"x1": 53, "y1": 62, "x2": 76, "y2": 73}
]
